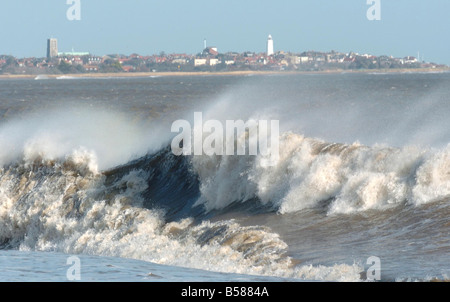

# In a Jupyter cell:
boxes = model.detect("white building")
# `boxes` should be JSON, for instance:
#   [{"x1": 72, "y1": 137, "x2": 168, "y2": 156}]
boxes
[
  {"x1": 299, "y1": 56, "x2": 310, "y2": 63},
  {"x1": 267, "y1": 35, "x2": 274, "y2": 56},
  {"x1": 209, "y1": 58, "x2": 219, "y2": 66},
  {"x1": 194, "y1": 58, "x2": 207, "y2": 66},
  {"x1": 172, "y1": 58, "x2": 187, "y2": 65}
]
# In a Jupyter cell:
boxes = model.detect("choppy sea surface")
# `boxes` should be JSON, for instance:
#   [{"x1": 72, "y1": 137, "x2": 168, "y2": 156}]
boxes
[{"x1": 0, "y1": 72, "x2": 449, "y2": 282}]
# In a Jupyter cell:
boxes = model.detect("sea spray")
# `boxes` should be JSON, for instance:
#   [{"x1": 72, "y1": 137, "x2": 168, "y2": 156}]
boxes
[
  {"x1": 0, "y1": 145, "x2": 363, "y2": 281},
  {"x1": 0, "y1": 106, "x2": 170, "y2": 171},
  {"x1": 190, "y1": 132, "x2": 447, "y2": 214}
]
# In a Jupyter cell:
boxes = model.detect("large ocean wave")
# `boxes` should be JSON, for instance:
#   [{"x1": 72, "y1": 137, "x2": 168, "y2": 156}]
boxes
[{"x1": 0, "y1": 107, "x2": 449, "y2": 281}]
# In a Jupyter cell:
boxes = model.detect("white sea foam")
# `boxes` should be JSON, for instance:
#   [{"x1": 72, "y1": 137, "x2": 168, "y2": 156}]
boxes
[
  {"x1": 0, "y1": 147, "x2": 363, "y2": 281},
  {"x1": 191, "y1": 131, "x2": 449, "y2": 215},
  {"x1": 56, "y1": 76, "x2": 78, "y2": 80},
  {"x1": 0, "y1": 107, "x2": 448, "y2": 282},
  {"x1": 0, "y1": 107, "x2": 170, "y2": 171},
  {"x1": 34, "y1": 75, "x2": 50, "y2": 80}
]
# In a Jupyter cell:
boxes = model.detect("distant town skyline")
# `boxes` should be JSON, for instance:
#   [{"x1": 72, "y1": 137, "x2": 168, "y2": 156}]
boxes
[
  {"x1": 1, "y1": 0, "x2": 449, "y2": 65},
  {"x1": 3, "y1": 37, "x2": 442, "y2": 77}
]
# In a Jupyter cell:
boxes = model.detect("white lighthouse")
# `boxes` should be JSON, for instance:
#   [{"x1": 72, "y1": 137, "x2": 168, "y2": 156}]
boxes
[{"x1": 267, "y1": 34, "x2": 274, "y2": 56}]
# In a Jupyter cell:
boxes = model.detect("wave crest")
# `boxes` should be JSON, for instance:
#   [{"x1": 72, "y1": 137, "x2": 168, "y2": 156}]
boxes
[
  {"x1": 191, "y1": 132, "x2": 448, "y2": 214},
  {"x1": 0, "y1": 153, "x2": 363, "y2": 281}
]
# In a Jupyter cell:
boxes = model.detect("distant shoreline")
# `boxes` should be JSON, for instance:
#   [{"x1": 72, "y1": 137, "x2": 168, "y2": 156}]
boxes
[{"x1": 0, "y1": 67, "x2": 448, "y2": 79}]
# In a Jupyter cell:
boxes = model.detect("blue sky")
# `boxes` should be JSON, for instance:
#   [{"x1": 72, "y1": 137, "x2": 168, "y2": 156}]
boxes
[{"x1": 1, "y1": 0, "x2": 449, "y2": 64}]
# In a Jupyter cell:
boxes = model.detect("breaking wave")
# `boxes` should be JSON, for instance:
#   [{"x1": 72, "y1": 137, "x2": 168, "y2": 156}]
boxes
[
  {"x1": 192, "y1": 132, "x2": 449, "y2": 215},
  {"x1": 0, "y1": 110, "x2": 448, "y2": 282},
  {"x1": 0, "y1": 145, "x2": 363, "y2": 281}
]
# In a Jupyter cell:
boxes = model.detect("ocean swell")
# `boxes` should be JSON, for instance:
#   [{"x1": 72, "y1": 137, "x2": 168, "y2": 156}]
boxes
[
  {"x1": 0, "y1": 114, "x2": 448, "y2": 281},
  {"x1": 0, "y1": 143, "x2": 363, "y2": 281}
]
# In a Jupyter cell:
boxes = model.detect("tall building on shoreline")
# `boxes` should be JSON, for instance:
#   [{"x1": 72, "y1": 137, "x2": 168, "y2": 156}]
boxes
[
  {"x1": 47, "y1": 38, "x2": 58, "y2": 59},
  {"x1": 267, "y1": 35, "x2": 274, "y2": 56}
]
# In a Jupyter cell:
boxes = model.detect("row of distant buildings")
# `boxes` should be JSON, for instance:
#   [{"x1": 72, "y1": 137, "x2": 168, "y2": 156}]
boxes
[{"x1": 0, "y1": 37, "x2": 446, "y2": 75}]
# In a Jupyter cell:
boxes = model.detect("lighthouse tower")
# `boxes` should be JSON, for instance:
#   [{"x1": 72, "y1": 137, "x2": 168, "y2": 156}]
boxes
[{"x1": 267, "y1": 34, "x2": 274, "y2": 56}]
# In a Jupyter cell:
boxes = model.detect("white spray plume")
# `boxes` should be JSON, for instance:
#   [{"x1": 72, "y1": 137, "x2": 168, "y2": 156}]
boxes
[{"x1": 0, "y1": 105, "x2": 171, "y2": 171}]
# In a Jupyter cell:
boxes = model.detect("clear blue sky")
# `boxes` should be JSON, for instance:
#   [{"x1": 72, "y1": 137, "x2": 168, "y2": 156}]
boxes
[{"x1": 1, "y1": 0, "x2": 449, "y2": 64}]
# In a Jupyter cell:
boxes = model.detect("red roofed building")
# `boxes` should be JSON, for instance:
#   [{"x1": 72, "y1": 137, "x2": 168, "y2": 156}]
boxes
[{"x1": 121, "y1": 65, "x2": 135, "y2": 72}]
